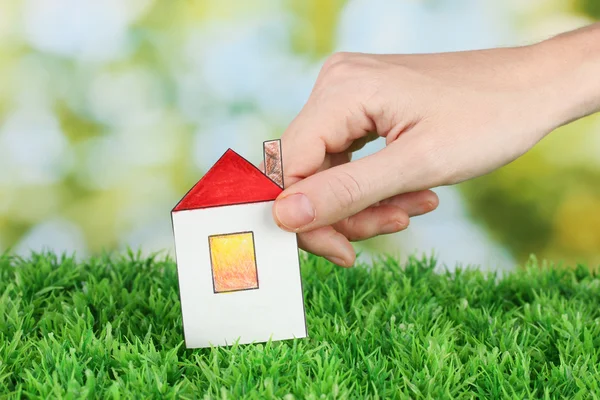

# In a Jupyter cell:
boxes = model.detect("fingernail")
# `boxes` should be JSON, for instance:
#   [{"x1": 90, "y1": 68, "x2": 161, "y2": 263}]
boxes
[
  {"x1": 381, "y1": 218, "x2": 409, "y2": 234},
  {"x1": 425, "y1": 200, "x2": 438, "y2": 211},
  {"x1": 325, "y1": 234, "x2": 355, "y2": 267},
  {"x1": 274, "y1": 193, "x2": 315, "y2": 231},
  {"x1": 326, "y1": 256, "x2": 348, "y2": 267}
]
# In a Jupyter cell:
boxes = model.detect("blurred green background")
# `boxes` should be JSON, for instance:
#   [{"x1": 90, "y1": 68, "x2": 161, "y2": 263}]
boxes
[{"x1": 0, "y1": 0, "x2": 598, "y2": 270}]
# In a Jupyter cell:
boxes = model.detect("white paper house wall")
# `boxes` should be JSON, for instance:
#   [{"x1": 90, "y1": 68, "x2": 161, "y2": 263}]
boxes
[{"x1": 171, "y1": 146, "x2": 307, "y2": 348}]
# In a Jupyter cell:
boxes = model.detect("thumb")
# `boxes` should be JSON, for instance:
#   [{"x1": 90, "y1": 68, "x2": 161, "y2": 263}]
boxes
[{"x1": 272, "y1": 140, "x2": 437, "y2": 232}]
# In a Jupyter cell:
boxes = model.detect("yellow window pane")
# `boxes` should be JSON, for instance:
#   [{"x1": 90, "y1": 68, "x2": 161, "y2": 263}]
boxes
[{"x1": 209, "y1": 231, "x2": 258, "y2": 293}]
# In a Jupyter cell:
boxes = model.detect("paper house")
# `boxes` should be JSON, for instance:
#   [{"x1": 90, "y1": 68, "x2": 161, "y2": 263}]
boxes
[{"x1": 171, "y1": 140, "x2": 307, "y2": 348}]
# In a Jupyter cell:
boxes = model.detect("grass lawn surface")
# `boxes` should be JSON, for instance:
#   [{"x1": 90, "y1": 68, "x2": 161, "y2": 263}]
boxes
[{"x1": 1, "y1": 252, "x2": 600, "y2": 398}]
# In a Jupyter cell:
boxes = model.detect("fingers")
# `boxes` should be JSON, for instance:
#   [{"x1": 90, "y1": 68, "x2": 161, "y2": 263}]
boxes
[
  {"x1": 297, "y1": 226, "x2": 356, "y2": 267},
  {"x1": 380, "y1": 189, "x2": 439, "y2": 217},
  {"x1": 273, "y1": 140, "x2": 437, "y2": 232},
  {"x1": 333, "y1": 190, "x2": 438, "y2": 241},
  {"x1": 297, "y1": 190, "x2": 439, "y2": 266},
  {"x1": 333, "y1": 204, "x2": 409, "y2": 242},
  {"x1": 278, "y1": 111, "x2": 369, "y2": 188},
  {"x1": 345, "y1": 131, "x2": 380, "y2": 153},
  {"x1": 278, "y1": 55, "x2": 380, "y2": 188},
  {"x1": 272, "y1": 52, "x2": 445, "y2": 234}
]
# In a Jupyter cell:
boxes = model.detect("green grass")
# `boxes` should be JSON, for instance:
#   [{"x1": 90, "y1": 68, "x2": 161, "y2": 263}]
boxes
[{"x1": 1, "y1": 252, "x2": 600, "y2": 399}]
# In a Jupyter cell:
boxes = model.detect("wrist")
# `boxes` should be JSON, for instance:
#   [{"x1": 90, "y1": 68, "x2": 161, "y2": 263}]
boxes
[{"x1": 531, "y1": 24, "x2": 600, "y2": 129}]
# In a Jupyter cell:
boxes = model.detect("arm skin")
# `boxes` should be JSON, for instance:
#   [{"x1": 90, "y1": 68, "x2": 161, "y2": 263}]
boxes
[
  {"x1": 272, "y1": 23, "x2": 600, "y2": 267},
  {"x1": 535, "y1": 24, "x2": 600, "y2": 125}
]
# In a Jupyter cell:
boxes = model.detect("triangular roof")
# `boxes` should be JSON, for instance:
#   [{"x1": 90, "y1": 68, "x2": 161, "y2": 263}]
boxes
[{"x1": 173, "y1": 149, "x2": 282, "y2": 212}]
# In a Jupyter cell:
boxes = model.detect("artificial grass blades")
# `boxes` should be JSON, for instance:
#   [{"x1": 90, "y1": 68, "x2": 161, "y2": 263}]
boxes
[{"x1": 1, "y1": 252, "x2": 599, "y2": 398}]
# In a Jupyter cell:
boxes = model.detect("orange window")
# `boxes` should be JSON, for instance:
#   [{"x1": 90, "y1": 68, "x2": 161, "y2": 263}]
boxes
[{"x1": 209, "y1": 231, "x2": 259, "y2": 293}]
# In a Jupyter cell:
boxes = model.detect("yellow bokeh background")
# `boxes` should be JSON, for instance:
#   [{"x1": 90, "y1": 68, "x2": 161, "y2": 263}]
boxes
[{"x1": 1, "y1": 0, "x2": 599, "y2": 270}]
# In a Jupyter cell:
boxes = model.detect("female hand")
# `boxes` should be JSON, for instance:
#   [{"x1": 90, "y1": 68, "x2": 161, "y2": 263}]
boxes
[{"x1": 273, "y1": 24, "x2": 600, "y2": 266}]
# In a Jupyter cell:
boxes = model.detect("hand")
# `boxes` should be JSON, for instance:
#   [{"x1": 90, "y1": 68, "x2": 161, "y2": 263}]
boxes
[{"x1": 273, "y1": 25, "x2": 600, "y2": 267}]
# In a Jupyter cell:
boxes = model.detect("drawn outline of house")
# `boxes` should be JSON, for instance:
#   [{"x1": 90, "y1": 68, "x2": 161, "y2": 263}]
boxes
[{"x1": 171, "y1": 145, "x2": 307, "y2": 348}]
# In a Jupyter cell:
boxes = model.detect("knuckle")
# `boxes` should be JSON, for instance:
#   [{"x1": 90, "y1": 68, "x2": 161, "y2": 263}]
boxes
[
  {"x1": 339, "y1": 218, "x2": 363, "y2": 242},
  {"x1": 321, "y1": 52, "x2": 353, "y2": 72},
  {"x1": 315, "y1": 53, "x2": 385, "y2": 106},
  {"x1": 319, "y1": 52, "x2": 367, "y2": 84},
  {"x1": 328, "y1": 171, "x2": 364, "y2": 211}
]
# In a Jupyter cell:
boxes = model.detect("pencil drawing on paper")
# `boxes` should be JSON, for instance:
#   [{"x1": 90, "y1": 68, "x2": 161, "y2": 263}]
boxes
[
  {"x1": 209, "y1": 231, "x2": 259, "y2": 293},
  {"x1": 171, "y1": 139, "x2": 307, "y2": 348}
]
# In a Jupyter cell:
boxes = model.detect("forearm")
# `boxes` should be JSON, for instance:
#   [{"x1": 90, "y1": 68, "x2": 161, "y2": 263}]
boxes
[{"x1": 533, "y1": 23, "x2": 600, "y2": 128}]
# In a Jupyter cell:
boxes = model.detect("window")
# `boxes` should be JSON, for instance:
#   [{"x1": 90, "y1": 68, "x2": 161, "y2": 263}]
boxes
[{"x1": 208, "y1": 231, "x2": 259, "y2": 293}]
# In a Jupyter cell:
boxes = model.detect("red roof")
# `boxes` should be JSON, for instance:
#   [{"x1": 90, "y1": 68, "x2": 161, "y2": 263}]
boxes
[{"x1": 173, "y1": 149, "x2": 282, "y2": 212}]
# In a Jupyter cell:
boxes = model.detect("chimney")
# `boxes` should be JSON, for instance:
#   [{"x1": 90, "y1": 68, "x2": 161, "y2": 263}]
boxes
[{"x1": 263, "y1": 139, "x2": 284, "y2": 188}]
